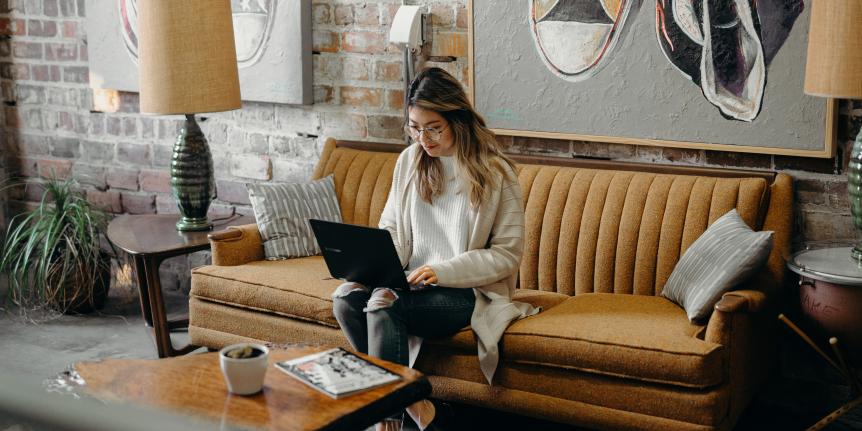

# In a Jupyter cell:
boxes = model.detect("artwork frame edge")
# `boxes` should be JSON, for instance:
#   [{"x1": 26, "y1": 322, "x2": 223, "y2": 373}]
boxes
[{"x1": 466, "y1": 0, "x2": 836, "y2": 159}]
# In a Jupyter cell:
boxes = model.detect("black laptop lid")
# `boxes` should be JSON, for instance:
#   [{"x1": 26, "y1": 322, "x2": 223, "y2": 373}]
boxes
[{"x1": 309, "y1": 219, "x2": 409, "y2": 290}]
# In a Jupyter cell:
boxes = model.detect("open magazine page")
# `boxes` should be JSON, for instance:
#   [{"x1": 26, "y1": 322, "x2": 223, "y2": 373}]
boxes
[{"x1": 275, "y1": 348, "x2": 402, "y2": 398}]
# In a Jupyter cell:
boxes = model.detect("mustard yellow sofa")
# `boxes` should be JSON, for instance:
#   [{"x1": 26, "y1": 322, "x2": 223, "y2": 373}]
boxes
[{"x1": 189, "y1": 138, "x2": 793, "y2": 430}]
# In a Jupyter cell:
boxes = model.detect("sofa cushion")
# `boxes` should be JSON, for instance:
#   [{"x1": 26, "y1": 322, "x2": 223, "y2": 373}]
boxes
[
  {"x1": 511, "y1": 288, "x2": 570, "y2": 310},
  {"x1": 662, "y1": 209, "x2": 774, "y2": 322},
  {"x1": 189, "y1": 297, "x2": 350, "y2": 350},
  {"x1": 425, "y1": 289, "x2": 571, "y2": 352},
  {"x1": 502, "y1": 293, "x2": 725, "y2": 388},
  {"x1": 247, "y1": 175, "x2": 342, "y2": 259},
  {"x1": 191, "y1": 257, "x2": 341, "y2": 327}
]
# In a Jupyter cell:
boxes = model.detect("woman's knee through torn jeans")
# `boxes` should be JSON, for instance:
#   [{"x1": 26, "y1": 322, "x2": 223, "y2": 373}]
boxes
[{"x1": 331, "y1": 282, "x2": 475, "y2": 366}]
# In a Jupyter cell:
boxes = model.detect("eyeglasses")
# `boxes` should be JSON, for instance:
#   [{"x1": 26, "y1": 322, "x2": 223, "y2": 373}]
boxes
[{"x1": 404, "y1": 124, "x2": 447, "y2": 142}]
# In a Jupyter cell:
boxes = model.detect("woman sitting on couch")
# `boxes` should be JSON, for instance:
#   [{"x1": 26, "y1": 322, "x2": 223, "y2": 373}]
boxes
[{"x1": 331, "y1": 67, "x2": 539, "y2": 430}]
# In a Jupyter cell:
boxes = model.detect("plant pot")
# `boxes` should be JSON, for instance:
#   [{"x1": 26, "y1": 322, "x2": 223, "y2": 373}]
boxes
[
  {"x1": 47, "y1": 252, "x2": 112, "y2": 314},
  {"x1": 219, "y1": 343, "x2": 270, "y2": 395}
]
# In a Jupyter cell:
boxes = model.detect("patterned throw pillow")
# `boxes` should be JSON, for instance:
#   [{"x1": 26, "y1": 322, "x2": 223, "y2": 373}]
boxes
[
  {"x1": 662, "y1": 209, "x2": 773, "y2": 322},
  {"x1": 247, "y1": 175, "x2": 342, "y2": 259}
]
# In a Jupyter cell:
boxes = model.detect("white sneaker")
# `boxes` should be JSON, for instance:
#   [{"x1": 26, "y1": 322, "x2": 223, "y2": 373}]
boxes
[{"x1": 530, "y1": 0, "x2": 639, "y2": 82}]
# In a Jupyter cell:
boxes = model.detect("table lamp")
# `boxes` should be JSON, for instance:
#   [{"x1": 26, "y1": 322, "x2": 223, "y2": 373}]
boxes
[
  {"x1": 804, "y1": 0, "x2": 862, "y2": 260},
  {"x1": 137, "y1": 0, "x2": 241, "y2": 231}
]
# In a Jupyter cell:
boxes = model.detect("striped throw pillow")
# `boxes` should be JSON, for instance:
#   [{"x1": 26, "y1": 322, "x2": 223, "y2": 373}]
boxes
[
  {"x1": 662, "y1": 209, "x2": 773, "y2": 322},
  {"x1": 247, "y1": 175, "x2": 342, "y2": 259}
]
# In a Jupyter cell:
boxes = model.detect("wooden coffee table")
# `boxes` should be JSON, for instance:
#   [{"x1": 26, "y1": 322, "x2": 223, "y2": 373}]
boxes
[{"x1": 73, "y1": 346, "x2": 431, "y2": 430}]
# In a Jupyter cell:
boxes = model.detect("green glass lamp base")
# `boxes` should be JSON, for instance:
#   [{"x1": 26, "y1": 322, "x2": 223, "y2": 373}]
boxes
[
  {"x1": 176, "y1": 217, "x2": 212, "y2": 232},
  {"x1": 171, "y1": 114, "x2": 216, "y2": 233}
]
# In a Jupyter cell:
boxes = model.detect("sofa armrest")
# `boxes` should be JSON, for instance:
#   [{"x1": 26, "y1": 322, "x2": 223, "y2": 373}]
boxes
[
  {"x1": 703, "y1": 286, "x2": 777, "y2": 423},
  {"x1": 714, "y1": 290, "x2": 768, "y2": 313},
  {"x1": 706, "y1": 288, "x2": 771, "y2": 345},
  {"x1": 208, "y1": 223, "x2": 265, "y2": 266}
]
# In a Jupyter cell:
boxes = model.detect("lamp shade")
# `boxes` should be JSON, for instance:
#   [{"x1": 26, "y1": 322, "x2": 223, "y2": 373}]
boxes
[
  {"x1": 138, "y1": 0, "x2": 241, "y2": 114},
  {"x1": 804, "y1": 0, "x2": 862, "y2": 99}
]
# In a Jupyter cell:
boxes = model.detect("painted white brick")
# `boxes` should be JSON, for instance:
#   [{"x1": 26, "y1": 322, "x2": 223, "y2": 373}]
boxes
[
  {"x1": 322, "y1": 112, "x2": 367, "y2": 139},
  {"x1": 274, "y1": 106, "x2": 322, "y2": 136},
  {"x1": 231, "y1": 154, "x2": 272, "y2": 180},
  {"x1": 272, "y1": 159, "x2": 315, "y2": 183}
]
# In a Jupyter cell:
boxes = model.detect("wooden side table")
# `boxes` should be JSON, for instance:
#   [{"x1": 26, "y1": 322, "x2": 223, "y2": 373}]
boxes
[
  {"x1": 107, "y1": 214, "x2": 255, "y2": 358},
  {"x1": 782, "y1": 246, "x2": 862, "y2": 430}
]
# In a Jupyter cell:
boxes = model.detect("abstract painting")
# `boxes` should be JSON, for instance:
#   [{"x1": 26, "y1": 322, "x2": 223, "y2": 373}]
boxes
[
  {"x1": 87, "y1": 0, "x2": 312, "y2": 105},
  {"x1": 472, "y1": 0, "x2": 833, "y2": 157}
]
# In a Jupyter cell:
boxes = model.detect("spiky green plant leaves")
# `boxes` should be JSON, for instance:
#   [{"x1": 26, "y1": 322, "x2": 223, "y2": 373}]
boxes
[{"x1": 0, "y1": 177, "x2": 111, "y2": 317}]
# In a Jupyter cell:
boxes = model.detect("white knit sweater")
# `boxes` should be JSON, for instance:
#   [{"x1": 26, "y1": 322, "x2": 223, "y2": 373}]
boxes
[
  {"x1": 379, "y1": 143, "x2": 540, "y2": 384},
  {"x1": 408, "y1": 156, "x2": 474, "y2": 272}
]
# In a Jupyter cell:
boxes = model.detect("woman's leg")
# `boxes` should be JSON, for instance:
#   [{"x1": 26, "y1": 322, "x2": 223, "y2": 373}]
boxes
[
  {"x1": 361, "y1": 287, "x2": 409, "y2": 428},
  {"x1": 331, "y1": 282, "x2": 371, "y2": 354},
  {"x1": 402, "y1": 287, "x2": 475, "y2": 430},
  {"x1": 404, "y1": 287, "x2": 475, "y2": 338},
  {"x1": 365, "y1": 286, "x2": 476, "y2": 366},
  {"x1": 365, "y1": 288, "x2": 409, "y2": 365}
]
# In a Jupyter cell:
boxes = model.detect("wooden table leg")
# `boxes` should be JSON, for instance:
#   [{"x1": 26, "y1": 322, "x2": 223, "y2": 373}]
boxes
[
  {"x1": 142, "y1": 255, "x2": 199, "y2": 358},
  {"x1": 132, "y1": 255, "x2": 153, "y2": 327},
  {"x1": 167, "y1": 319, "x2": 190, "y2": 330}
]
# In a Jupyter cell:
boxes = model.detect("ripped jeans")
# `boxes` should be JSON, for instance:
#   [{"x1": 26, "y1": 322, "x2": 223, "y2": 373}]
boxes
[{"x1": 331, "y1": 282, "x2": 476, "y2": 366}]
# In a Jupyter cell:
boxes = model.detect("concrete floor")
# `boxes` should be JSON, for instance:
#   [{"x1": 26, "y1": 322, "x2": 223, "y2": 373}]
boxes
[
  {"x1": 0, "y1": 278, "x2": 859, "y2": 431},
  {"x1": 0, "y1": 281, "x2": 198, "y2": 385}
]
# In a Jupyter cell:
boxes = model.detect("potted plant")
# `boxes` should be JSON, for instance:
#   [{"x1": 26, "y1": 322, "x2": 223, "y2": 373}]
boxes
[{"x1": 0, "y1": 177, "x2": 111, "y2": 315}]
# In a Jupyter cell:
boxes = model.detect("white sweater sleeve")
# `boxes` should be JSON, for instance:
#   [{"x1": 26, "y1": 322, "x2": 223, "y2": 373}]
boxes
[{"x1": 431, "y1": 170, "x2": 525, "y2": 288}]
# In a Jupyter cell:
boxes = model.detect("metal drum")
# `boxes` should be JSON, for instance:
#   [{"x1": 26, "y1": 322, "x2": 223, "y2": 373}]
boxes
[{"x1": 788, "y1": 247, "x2": 862, "y2": 367}]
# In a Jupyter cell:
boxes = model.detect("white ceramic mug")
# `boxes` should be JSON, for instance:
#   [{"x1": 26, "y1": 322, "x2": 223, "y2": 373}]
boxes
[{"x1": 219, "y1": 343, "x2": 269, "y2": 395}]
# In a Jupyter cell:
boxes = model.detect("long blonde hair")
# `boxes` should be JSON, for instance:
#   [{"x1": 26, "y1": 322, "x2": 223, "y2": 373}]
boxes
[{"x1": 407, "y1": 67, "x2": 514, "y2": 207}]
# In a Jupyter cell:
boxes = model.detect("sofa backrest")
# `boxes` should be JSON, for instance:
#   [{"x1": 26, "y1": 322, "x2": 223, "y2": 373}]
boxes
[
  {"x1": 312, "y1": 142, "x2": 400, "y2": 227},
  {"x1": 314, "y1": 139, "x2": 793, "y2": 298}
]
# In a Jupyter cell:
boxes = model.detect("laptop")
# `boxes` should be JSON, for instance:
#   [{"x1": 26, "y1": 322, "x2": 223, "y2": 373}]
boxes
[{"x1": 309, "y1": 219, "x2": 411, "y2": 290}]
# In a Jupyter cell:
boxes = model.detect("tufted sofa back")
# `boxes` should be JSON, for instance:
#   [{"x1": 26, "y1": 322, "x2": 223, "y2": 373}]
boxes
[
  {"x1": 312, "y1": 143, "x2": 399, "y2": 227},
  {"x1": 313, "y1": 139, "x2": 793, "y2": 298}
]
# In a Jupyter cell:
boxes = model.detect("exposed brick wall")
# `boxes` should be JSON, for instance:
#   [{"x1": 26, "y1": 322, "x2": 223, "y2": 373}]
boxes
[
  {"x1": 1, "y1": 1, "x2": 859, "y2": 424},
  {"x1": 0, "y1": 0, "x2": 856, "y2": 285}
]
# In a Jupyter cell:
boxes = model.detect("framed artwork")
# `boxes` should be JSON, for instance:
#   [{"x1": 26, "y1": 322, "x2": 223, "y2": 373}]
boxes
[
  {"x1": 469, "y1": 0, "x2": 835, "y2": 158},
  {"x1": 87, "y1": 0, "x2": 312, "y2": 105}
]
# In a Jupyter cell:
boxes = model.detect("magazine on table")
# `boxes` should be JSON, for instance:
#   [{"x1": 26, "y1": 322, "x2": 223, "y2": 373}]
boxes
[{"x1": 274, "y1": 348, "x2": 402, "y2": 398}]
